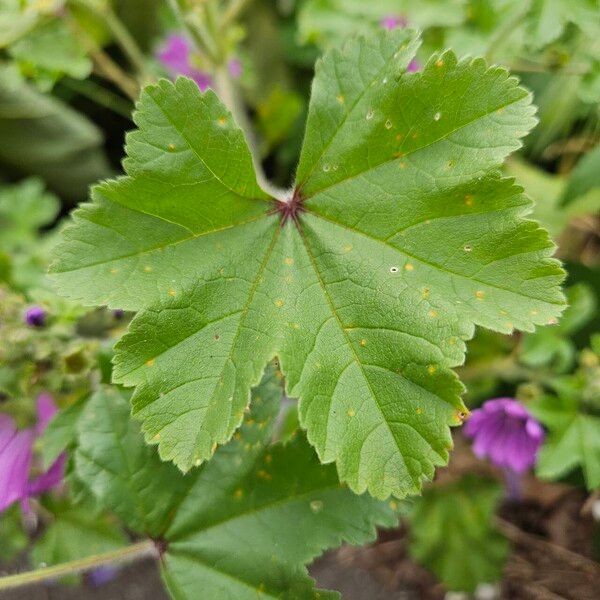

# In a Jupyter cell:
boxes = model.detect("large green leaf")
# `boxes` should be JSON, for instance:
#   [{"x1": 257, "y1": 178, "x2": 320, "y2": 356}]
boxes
[
  {"x1": 409, "y1": 475, "x2": 509, "y2": 592},
  {"x1": 51, "y1": 30, "x2": 565, "y2": 499},
  {"x1": 68, "y1": 370, "x2": 397, "y2": 599}
]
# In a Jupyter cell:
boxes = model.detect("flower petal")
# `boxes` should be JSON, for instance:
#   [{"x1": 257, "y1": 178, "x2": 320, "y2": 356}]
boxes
[
  {"x1": 36, "y1": 393, "x2": 58, "y2": 435},
  {"x1": 0, "y1": 428, "x2": 34, "y2": 512}
]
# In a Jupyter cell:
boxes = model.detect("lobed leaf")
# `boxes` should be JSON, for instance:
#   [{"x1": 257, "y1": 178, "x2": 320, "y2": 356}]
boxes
[{"x1": 51, "y1": 30, "x2": 565, "y2": 498}]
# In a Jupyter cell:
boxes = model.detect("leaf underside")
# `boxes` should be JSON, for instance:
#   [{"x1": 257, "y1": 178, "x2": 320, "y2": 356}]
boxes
[{"x1": 51, "y1": 30, "x2": 565, "y2": 499}]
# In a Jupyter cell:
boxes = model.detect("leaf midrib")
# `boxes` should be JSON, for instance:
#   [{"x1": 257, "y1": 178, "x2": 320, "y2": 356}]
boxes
[
  {"x1": 53, "y1": 213, "x2": 270, "y2": 274},
  {"x1": 297, "y1": 36, "x2": 403, "y2": 191},
  {"x1": 146, "y1": 88, "x2": 269, "y2": 204},
  {"x1": 302, "y1": 209, "x2": 563, "y2": 306},
  {"x1": 296, "y1": 224, "x2": 414, "y2": 486},
  {"x1": 300, "y1": 83, "x2": 531, "y2": 199}
]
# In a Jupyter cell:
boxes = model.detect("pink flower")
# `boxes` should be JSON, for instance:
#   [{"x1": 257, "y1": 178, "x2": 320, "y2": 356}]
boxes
[
  {"x1": 157, "y1": 34, "x2": 212, "y2": 91},
  {"x1": 25, "y1": 306, "x2": 46, "y2": 327},
  {"x1": 464, "y1": 398, "x2": 545, "y2": 473},
  {"x1": 380, "y1": 15, "x2": 408, "y2": 30},
  {"x1": 228, "y1": 58, "x2": 242, "y2": 79},
  {"x1": 0, "y1": 394, "x2": 65, "y2": 513},
  {"x1": 407, "y1": 59, "x2": 420, "y2": 73}
]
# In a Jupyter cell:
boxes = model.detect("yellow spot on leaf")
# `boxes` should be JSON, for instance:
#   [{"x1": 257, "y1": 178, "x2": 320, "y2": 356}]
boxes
[
  {"x1": 359, "y1": 339, "x2": 367, "y2": 347},
  {"x1": 475, "y1": 290, "x2": 485, "y2": 299},
  {"x1": 435, "y1": 59, "x2": 444, "y2": 68},
  {"x1": 347, "y1": 409, "x2": 355, "y2": 417},
  {"x1": 428, "y1": 309, "x2": 438, "y2": 318},
  {"x1": 168, "y1": 143, "x2": 176, "y2": 151},
  {"x1": 217, "y1": 116, "x2": 227, "y2": 126},
  {"x1": 422, "y1": 287, "x2": 430, "y2": 298},
  {"x1": 336, "y1": 94, "x2": 345, "y2": 104},
  {"x1": 342, "y1": 244, "x2": 353, "y2": 253},
  {"x1": 143, "y1": 265, "x2": 152, "y2": 272},
  {"x1": 110, "y1": 268, "x2": 119, "y2": 274},
  {"x1": 234, "y1": 488, "x2": 243, "y2": 499},
  {"x1": 168, "y1": 288, "x2": 177, "y2": 297},
  {"x1": 404, "y1": 263, "x2": 414, "y2": 271},
  {"x1": 146, "y1": 358, "x2": 155, "y2": 367},
  {"x1": 464, "y1": 194, "x2": 474, "y2": 206},
  {"x1": 274, "y1": 299, "x2": 284, "y2": 307},
  {"x1": 284, "y1": 257, "x2": 294, "y2": 265},
  {"x1": 416, "y1": 407, "x2": 422, "y2": 415},
  {"x1": 258, "y1": 469, "x2": 272, "y2": 481},
  {"x1": 427, "y1": 365, "x2": 436, "y2": 375}
]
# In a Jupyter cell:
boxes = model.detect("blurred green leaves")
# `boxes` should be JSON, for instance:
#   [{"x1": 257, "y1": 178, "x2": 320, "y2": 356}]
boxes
[
  {"x1": 409, "y1": 475, "x2": 509, "y2": 592},
  {"x1": 531, "y1": 341, "x2": 600, "y2": 489}
]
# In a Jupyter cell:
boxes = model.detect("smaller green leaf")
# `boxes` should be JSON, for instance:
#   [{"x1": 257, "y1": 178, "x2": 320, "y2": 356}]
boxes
[
  {"x1": 561, "y1": 143, "x2": 600, "y2": 206},
  {"x1": 72, "y1": 386, "x2": 194, "y2": 537},
  {"x1": 0, "y1": 178, "x2": 59, "y2": 251},
  {"x1": 520, "y1": 284, "x2": 596, "y2": 372},
  {"x1": 526, "y1": 0, "x2": 600, "y2": 49},
  {"x1": 409, "y1": 475, "x2": 509, "y2": 593},
  {"x1": 31, "y1": 503, "x2": 127, "y2": 580},
  {"x1": 9, "y1": 18, "x2": 92, "y2": 87},
  {"x1": 0, "y1": 505, "x2": 28, "y2": 562},
  {"x1": 536, "y1": 413, "x2": 600, "y2": 489},
  {"x1": 39, "y1": 395, "x2": 86, "y2": 470},
  {"x1": 65, "y1": 368, "x2": 397, "y2": 599}
]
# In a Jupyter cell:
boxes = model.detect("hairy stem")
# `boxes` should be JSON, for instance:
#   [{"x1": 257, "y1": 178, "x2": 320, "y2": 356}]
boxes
[{"x1": 0, "y1": 540, "x2": 157, "y2": 591}]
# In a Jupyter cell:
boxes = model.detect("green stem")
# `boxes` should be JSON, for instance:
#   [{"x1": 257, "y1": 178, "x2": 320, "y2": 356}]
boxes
[
  {"x1": 214, "y1": 66, "x2": 285, "y2": 199},
  {"x1": 167, "y1": 0, "x2": 219, "y2": 63},
  {"x1": 70, "y1": 0, "x2": 148, "y2": 77},
  {"x1": 61, "y1": 77, "x2": 134, "y2": 119},
  {"x1": 223, "y1": 0, "x2": 254, "y2": 26},
  {"x1": 0, "y1": 540, "x2": 156, "y2": 591},
  {"x1": 485, "y1": 6, "x2": 530, "y2": 63}
]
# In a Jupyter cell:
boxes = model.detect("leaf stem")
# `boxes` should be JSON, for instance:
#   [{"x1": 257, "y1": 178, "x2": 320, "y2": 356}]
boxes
[
  {"x1": 223, "y1": 0, "x2": 255, "y2": 26},
  {"x1": 0, "y1": 540, "x2": 157, "y2": 591}
]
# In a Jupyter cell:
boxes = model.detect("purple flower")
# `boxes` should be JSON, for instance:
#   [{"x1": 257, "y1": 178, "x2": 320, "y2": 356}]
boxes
[
  {"x1": 380, "y1": 15, "x2": 408, "y2": 30},
  {"x1": 25, "y1": 306, "x2": 46, "y2": 327},
  {"x1": 228, "y1": 58, "x2": 242, "y2": 79},
  {"x1": 407, "y1": 59, "x2": 420, "y2": 73},
  {"x1": 157, "y1": 34, "x2": 212, "y2": 91},
  {"x1": 0, "y1": 394, "x2": 65, "y2": 513},
  {"x1": 464, "y1": 398, "x2": 545, "y2": 473},
  {"x1": 88, "y1": 565, "x2": 119, "y2": 587}
]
